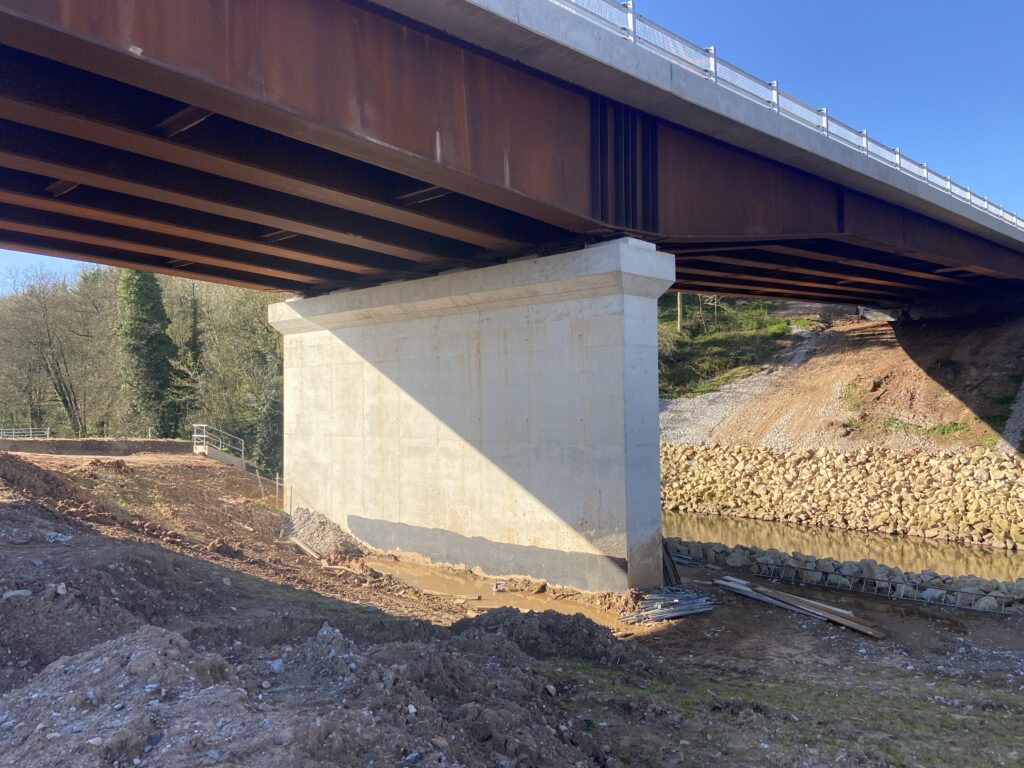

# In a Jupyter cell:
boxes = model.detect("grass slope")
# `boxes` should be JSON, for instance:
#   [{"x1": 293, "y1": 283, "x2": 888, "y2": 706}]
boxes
[{"x1": 658, "y1": 295, "x2": 809, "y2": 398}]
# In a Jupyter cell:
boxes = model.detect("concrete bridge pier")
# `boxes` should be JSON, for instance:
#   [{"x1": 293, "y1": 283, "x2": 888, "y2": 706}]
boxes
[{"x1": 269, "y1": 238, "x2": 674, "y2": 591}]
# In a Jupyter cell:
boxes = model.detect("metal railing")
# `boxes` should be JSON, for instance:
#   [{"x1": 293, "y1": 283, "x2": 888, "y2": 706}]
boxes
[
  {"x1": 192, "y1": 423, "x2": 245, "y2": 469},
  {"x1": 550, "y1": 0, "x2": 1023, "y2": 233},
  {"x1": 0, "y1": 426, "x2": 51, "y2": 439}
]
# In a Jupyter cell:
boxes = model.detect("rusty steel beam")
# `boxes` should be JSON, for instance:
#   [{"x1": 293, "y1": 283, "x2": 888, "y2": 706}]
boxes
[
  {"x1": 667, "y1": 278, "x2": 892, "y2": 305},
  {"x1": 674, "y1": 266, "x2": 910, "y2": 300},
  {"x1": 841, "y1": 192, "x2": 1024, "y2": 280},
  {"x1": 672, "y1": 279, "x2": 885, "y2": 305},
  {"x1": 0, "y1": 169, "x2": 426, "y2": 279},
  {"x1": 0, "y1": 48, "x2": 563, "y2": 251},
  {"x1": 0, "y1": 119, "x2": 491, "y2": 266},
  {"x1": 0, "y1": 0, "x2": 601, "y2": 234},
  {"x1": 0, "y1": 230, "x2": 307, "y2": 292},
  {"x1": 673, "y1": 251, "x2": 950, "y2": 293},
  {"x1": 0, "y1": 204, "x2": 370, "y2": 286},
  {"x1": 761, "y1": 244, "x2": 973, "y2": 287}
]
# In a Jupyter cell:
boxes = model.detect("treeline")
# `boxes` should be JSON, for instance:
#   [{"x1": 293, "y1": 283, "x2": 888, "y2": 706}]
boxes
[{"x1": 0, "y1": 266, "x2": 283, "y2": 472}]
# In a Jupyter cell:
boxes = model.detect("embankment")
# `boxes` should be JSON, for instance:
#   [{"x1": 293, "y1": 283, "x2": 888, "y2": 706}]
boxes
[{"x1": 662, "y1": 444, "x2": 1024, "y2": 550}]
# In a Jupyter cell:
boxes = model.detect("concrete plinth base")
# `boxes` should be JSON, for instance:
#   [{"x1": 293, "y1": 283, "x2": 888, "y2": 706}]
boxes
[{"x1": 269, "y1": 238, "x2": 674, "y2": 591}]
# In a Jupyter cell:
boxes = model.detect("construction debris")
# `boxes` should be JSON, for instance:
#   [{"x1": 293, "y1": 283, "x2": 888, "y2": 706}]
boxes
[
  {"x1": 716, "y1": 576, "x2": 886, "y2": 639},
  {"x1": 618, "y1": 587, "x2": 716, "y2": 624}
]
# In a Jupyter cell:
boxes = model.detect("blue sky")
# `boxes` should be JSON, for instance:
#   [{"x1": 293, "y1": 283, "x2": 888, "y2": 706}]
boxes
[{"x1": 2, "y1": 0, "x2": 1021, "y2": 285}]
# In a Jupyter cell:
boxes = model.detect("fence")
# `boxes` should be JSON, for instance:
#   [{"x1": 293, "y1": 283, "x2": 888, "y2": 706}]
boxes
[
  {"x1": 191, "y1": 423, "x2": 245, "y2": 470},
  {"x1": 550, "y1": 0, "x2": 1022, "y2": 232},
  {"x1": 0, "y1": 427, "x2": 50, "y2": 439}
]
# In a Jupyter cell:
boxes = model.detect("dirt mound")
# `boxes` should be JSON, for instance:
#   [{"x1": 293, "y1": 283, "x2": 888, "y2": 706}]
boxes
[
  {"x1": 0, "y1": 452, "x2": 125, "y2": 525},
  {"x1": 663, "y1": 316, "x2": 1024, "y2": 453},
  {"x1": 0, "y1": 621, "x2": 610, "y2": 768},
  {"x1": 452, "y1": 608, "x2": 655, "y2": 669},
  {"x1": 287, "y1": 506, "x2": 365, "y2": 560},
  {"x1": 0, "y1": 492, "x2": 231, "y2": 695}
]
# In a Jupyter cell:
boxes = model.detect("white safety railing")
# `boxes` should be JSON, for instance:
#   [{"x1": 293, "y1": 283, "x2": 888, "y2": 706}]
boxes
[
  {"x1": 550, "y1": 0, "x2": 1022, "y2": 232},
  {"x1": 0, "y1": 426, "x2": 51, "y2": 439},
  {"x1": 192, "y1": 423, "x2": 245, "y2": 469}
]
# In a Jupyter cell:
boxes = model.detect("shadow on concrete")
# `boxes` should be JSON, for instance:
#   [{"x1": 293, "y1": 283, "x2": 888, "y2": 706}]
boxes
[{"x1": 348, "y1": 515, "x2": 627, "y2": 590}]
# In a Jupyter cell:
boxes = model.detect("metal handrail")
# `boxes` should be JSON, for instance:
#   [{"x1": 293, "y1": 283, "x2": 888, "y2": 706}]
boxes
[
  {"x1": 549, "y1": 0, "x2": 1023, "y2": 232},
  {"x1": 192, "y1": 423, "x2": 245, "y2": 469},
  {"x1": 0, "y1": 427, "x2": 51, "y2": 439}
]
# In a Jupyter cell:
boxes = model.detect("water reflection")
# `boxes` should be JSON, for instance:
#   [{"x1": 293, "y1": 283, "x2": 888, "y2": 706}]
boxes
[{"x1": 663, "y1": 512, "x2": 1024, "y2": 582}]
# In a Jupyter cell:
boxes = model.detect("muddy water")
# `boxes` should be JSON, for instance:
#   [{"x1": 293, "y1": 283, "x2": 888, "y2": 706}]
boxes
[{"x1": 664, "y1": 512, "x2": 1024, "y2": 582}]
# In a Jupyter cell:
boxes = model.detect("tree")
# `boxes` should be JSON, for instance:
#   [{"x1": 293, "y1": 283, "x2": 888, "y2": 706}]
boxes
[
  {"x1": 167, "y1": 282, "x2": 205, "y2": 433},
  {"x1": 115, "y1": 270, "x2": 178, "y2": 437}
]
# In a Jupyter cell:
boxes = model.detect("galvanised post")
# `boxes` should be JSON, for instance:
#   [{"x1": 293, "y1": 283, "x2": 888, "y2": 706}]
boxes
[{"x1": 705, "y1": 45, "x2": 717, "y2": 82}]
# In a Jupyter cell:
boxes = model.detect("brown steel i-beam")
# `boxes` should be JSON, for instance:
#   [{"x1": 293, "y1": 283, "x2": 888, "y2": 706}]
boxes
[
  {"x1": 0, "y1": 66, "x2": 546, "y2": 251},
  {"x1": 674, "y1": 279, "x2": 892, "y2": 304},
  {"x1": 673, "y1": 281, "x2": 881, "y2": 305},
  {"x1": 760, "y1": 244, "x2": 973, "y2": 287},
  {"x1": 674, "y1": 266, "x2": 909, "y2": 300},
  {"x1": 0, "y1": 231, "x2": 308, "y2": 292},
  {"x1": 0, "y1": 119, "x2": 489, "y2": 266},
  {"x1": 0, "y1": 176, "x2": 425, "y2": 279},
  {"x1": 674, "y1": 251, "x2": 949, "y2": 293},
  {"x1": 0, "y1": 205, "x2": 369, "y2": 286}
]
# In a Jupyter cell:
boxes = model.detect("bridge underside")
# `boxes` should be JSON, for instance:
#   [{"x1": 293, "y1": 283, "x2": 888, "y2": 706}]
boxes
[{"x1": 2, "y1": 0, "x2": 1024, "y2": 307}]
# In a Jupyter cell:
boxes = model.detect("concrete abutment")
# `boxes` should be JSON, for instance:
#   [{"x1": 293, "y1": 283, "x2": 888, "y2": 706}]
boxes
[{"x1": 269, "y1": 238, "x2": 674, "y2": 591}]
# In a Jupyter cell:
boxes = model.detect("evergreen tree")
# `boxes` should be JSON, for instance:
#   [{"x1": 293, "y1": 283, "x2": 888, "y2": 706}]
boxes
[
  {"x1": 115, "y1": 270, "x2": 178, "y2": 437},
  {"x1": 169, "y1": 283, "x2": 205, "y2": 434}
]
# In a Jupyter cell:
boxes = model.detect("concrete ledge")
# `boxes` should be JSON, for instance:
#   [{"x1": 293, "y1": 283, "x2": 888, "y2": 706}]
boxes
[{"x1": 268, "y1": 239, "x2": 668, "y2": 334}]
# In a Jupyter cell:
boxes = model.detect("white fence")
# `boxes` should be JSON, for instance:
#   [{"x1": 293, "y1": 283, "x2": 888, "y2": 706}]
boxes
[
  {"x1": 0, "y1": 427, "x2": 50, "y2": 439},
  {"x1": 551, "y1": 0, "x2": 1022, "y2": 232},
  {"x1": 192, "y1": 423, "x2": 245, "y2": 469}
]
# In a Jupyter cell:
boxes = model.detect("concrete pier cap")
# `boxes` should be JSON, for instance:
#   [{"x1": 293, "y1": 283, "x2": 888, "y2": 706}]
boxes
[{"x1": 268, "y1": 238, "x2": 675, "y2": 591}]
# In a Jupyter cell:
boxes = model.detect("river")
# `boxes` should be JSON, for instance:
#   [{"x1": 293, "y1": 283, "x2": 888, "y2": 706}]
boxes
[{"x1": 663, "y1": 512, "x2": 1024, "y2": 583}]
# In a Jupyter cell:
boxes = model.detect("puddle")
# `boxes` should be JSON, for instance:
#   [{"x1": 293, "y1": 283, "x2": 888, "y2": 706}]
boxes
[{"x1": 664, "y1": 512, "x2": 1024, "y2": 582}]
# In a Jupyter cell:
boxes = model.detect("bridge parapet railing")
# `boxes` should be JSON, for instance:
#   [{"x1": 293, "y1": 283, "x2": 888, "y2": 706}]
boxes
[
  {"x1": 549, "y1": 0, "x2": 1022, "y2": 233},
  {"x1": 0, "y1": 427, "x2": 51, "y2": 439}
]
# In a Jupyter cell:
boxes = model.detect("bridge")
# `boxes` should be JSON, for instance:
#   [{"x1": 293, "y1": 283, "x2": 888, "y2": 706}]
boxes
[{"x1": 2, "y1": 0, "x2": 1021, "y2": 591}]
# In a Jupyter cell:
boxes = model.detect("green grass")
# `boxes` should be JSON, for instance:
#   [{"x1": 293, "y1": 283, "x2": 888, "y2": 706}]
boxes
[
  {"x1": 658, "y1": 296, "x2": 810, "y2": 398},
  {"x1": 555, "y1": 660, "x2": 1024, "y2": 768},
  {"x1": 788, "y1": 317, "x2": 816, "y2": 330},
  {"x1": 881, "y1": 416, "x2": 970, "y2": 435}
]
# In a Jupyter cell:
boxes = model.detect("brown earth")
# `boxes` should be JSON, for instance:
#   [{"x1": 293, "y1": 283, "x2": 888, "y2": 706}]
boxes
[
  {"x1": 708, "y1": 314, "x2": 1024, "y2": 452},
  {"x1": 1, "y1": 450, "x2": 1023, "y2": 767}
]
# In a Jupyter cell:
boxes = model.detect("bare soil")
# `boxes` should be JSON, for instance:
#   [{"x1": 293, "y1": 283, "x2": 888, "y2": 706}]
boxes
[
  {"x1": 663, "y1": 314, "x2": 1024, "y2": 453},
  {"x1": 2, "y1": 451, "x2": 1023, "y2": 767}
]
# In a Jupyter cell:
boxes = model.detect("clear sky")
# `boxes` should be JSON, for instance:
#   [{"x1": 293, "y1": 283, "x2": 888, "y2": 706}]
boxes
[{"x1": 1, "y1": 0, "x2": 1021, "y2": 285}]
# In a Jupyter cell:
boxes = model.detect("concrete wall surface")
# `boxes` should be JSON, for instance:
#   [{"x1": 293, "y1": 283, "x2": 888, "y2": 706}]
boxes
[{"x1": 269, "y1": 238, "x2": 675, "y2": 591}]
